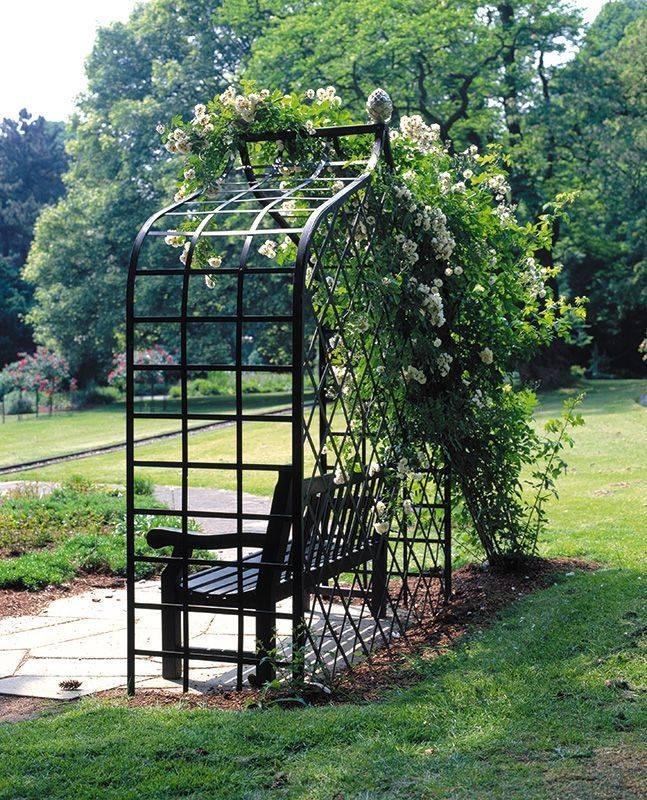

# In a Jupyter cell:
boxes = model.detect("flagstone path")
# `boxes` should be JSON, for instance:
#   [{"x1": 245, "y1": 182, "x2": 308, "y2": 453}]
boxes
[{"x1": 0, "y1": 482, "x2": 378, "y2": 701}]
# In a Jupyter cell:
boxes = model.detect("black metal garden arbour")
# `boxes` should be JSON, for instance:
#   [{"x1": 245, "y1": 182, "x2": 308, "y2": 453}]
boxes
[{"x1": 126, "y1": 122, "x2": 451, "y2": 694}]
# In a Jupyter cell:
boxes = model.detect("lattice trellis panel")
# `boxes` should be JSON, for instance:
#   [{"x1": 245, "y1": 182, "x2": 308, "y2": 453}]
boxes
[{"x1": 299, "y1": 181, "x2": 450, "y2": 682}]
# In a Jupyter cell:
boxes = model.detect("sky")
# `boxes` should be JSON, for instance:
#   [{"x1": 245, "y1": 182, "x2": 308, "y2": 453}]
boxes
[{"x1": 0, "y1": 0, "x2": 610, "y2": 122}]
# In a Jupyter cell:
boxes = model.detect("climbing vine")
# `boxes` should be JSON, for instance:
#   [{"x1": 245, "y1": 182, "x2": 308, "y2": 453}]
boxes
[{"x1": 157, "y1": 85, "x2": 585, "y2": 566}]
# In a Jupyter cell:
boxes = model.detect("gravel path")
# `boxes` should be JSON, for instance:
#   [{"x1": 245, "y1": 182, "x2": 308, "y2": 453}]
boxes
[{"x1": 152, "y1": 485, "x2": 270, "y2": 533}]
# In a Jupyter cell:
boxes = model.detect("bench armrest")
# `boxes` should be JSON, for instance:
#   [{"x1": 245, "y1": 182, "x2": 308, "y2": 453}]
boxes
[{"x1": 146, "y1": 527, "x2": 266, "y2": 552}]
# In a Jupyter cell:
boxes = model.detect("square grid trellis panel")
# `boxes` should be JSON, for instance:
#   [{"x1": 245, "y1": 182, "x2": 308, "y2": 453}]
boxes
[{"x1": 125, "y1": 123, "x2": 451, "y2": 694}]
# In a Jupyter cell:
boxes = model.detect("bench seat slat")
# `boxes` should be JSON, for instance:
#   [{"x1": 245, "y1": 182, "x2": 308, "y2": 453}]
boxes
[{"x1": 182, "y1": 539, "x2": 375, "y2": 602}]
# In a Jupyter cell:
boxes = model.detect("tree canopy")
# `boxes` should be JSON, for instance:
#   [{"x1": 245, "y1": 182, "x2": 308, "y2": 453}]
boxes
[
  {"x1": 15, "y1": 0, "x2": 647, "y2": 381},
  {"x1": 0, "y1": 111, "x2": 66, "y2": 365},
  {"x1": 23, "y1": 0, "x2": 245, "y2": 382}
]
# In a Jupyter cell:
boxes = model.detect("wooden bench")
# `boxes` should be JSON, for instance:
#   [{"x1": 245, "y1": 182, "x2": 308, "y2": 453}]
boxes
[{"x1": 146, "y1": 467, "x2": 387, "y2": 684}]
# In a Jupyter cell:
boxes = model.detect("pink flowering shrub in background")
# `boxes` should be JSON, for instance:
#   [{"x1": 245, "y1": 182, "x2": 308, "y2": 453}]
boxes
[
  {"x1": 0, "y1": 348, "x2": 76, "y2": 414},
  {"x1": 108, "y1": 345, "x2": 178, "y2": 395}
]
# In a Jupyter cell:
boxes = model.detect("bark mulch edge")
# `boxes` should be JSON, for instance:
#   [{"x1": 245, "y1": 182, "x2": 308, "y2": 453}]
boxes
[{"x1": 97, "y1": 556, "x2": 597, "y2": 712}]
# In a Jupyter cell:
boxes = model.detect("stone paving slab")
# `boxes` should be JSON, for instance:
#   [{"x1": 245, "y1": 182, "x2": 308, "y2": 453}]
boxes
[
  {"x1": 0, "y1": 579, "x2": 381, "y2": 700},
  {"x1": 3, "y1": 618, "x2": 125, "y2": 650},
  {"x1": 0, "y1": 651, "x2": 28, "y2": 679},
  {"x1": 0, "y1": 675, "x2": 125, "y2": 700},
  {"x1": 0, "y1": 482, "x2": 386, "y2": 700}
]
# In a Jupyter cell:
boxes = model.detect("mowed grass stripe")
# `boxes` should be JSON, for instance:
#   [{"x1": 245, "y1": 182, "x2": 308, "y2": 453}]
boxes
[{"x1": 0, "y1": 393, "x2": 293, "y2": 470}]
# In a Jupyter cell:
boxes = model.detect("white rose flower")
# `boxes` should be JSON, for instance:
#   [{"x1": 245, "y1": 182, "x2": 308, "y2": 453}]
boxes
[
  {"x1": 480, "y1": 347, "x2": 494, "y2": 364},
  {"x1": 164, "y1": 235, "x2": 184, "y2": 248},
  {"x1": 258, "y1": 240, "x2": 277, "y2": 259},
  {"x1": 333, "y1": 465, "x2": 348, "y2": 485}
]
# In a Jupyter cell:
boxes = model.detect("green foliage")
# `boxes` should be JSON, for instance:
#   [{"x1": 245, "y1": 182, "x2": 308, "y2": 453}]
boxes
[
  {"x1": 219, "y1": 0, "x2": 645, "y2": 375},
  {"x1": 77, "y1": 383, "x2": 123, "y2": 406},
  {"x1": 168, "y1": 371, "x2": 291, "y2": 398},
  {"x1": 0, "y1": 347, "x2": 74, "y2": 403},
  {"x1": 0, "y1": 522, "x2": 173, "y2": 591},
  {"x1": 161, "y1": 86, "x2": 350, "y2": 198},
  {"x1": 22, "y1": 1, "x2": 245, "y2": 384},
  {"x1": 551, "y1": 0, "x2": 647, "y2": 374},
  {"x1": 0, "y1": 480, "x2": 203, "y2": 590},
  {"x1": 132, "y1": 472, "x2": 155, "y2": 496},
  {"x1": 3, "y1": 392, "x2": 34, "y2": 415},
  {"x1": 0, "y1": 479, "x2": 158, "y2": 555},
  {"x1": 0, "y1": 110, "x2": 67, "y2": 366},
  {"x1": 159, "y1": 87, "x2": 586, "y2": 563},
  {"x1": 24, "y1": 181, "x2": 146, "y2": 383},
  {"x1": 19, "y1": 0, "x2": 644, "y2": 380}
]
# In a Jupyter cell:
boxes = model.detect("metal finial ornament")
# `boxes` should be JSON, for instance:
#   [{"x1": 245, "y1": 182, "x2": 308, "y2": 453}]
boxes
[{"x1": 366, "y1": 88, "x2": 393, "y2": 123}]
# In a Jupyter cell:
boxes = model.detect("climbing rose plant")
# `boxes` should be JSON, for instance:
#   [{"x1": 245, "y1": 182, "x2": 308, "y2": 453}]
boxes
[{"x1": 157, "y1": 85, "x2": 585, "y2": 566}]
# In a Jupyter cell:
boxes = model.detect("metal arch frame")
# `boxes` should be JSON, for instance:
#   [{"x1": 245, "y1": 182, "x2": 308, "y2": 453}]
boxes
[{"x1": 125, "y1": 121, "x2": 449, "y2": 695}]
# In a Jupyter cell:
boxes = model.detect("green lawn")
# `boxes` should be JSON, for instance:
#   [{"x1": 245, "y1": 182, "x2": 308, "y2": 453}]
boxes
[
  {"x1": 535, "y1": 380, "x2": 646, "y2": 568},
  {"x1": 1, "y1": 379, "x2": 645, "y2": 799},
  {"x1": 0, "y1": 393, "x2": 292, "y2": 470}
]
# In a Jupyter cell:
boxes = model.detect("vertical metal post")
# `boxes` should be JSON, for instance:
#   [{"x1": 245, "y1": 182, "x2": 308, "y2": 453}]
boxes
[
  {"x1": 180, "y1": 239, "x2": 192, "y2": 694},
  {"x1": 125, "y1": 247, "x2": 137, "y2": 696},
  {"x1": 292, "y1": 244, "x2": 306, "y2": 685},
  {"x1": 319, "y1": 326, "x2": 328, "y2": 474},
  {"x1": 443, "y1": 464, "x2": 452, "y2": 601},
  {"x1": 235, "y1": 242, "x2": 245, "y2": 691}
]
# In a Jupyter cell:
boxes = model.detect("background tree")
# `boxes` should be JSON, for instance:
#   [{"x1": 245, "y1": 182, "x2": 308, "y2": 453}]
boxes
[
  {"x1": 0, "y1": 347, "x2": 74, "y2": 415},
  {"x1": 551, "y1": 0, "x2": 646, "y2": 374},
  {"x1": 20, "y1": 0, "x2": 646, "y2": 379},
  {"x1": 0, "y1": 111, "x2": 67, "y2": 366},
  {"x1": 24, "y1": 0, "x2": 247, "y2": 384},
  {"x1": 222, "y1": 0, "x2": 645, "y2": 375}
]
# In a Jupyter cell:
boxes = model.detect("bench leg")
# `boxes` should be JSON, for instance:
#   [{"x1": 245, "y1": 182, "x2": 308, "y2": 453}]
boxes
[
  {"x1": 161, "y1": 569, "x2": 182, "y2": 680},
  {"x1": 370, "y1": 538, "x2": 388, "y2": 620},
  {"x1": 255, "y1": 604, "x2": 276, "y2": 686}
]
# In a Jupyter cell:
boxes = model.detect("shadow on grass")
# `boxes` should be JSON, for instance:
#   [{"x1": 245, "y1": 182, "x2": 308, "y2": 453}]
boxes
[{"x1": 1, "y1": 567, "x2": 644, "y2": 799}]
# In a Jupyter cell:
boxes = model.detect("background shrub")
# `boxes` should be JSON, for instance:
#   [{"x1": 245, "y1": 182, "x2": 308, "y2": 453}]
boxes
[
  {"x1": 76, "y1": 384, "x2": 123, "y2": 406},
  {"x1": 0, "y1": 478, "x2": 161, "y2": 555},
  {"x1": 132, "y1": 472, "x2": 155, "y2": 496}
]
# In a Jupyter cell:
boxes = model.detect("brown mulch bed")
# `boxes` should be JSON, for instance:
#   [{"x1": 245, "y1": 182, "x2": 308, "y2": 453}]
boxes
[
  {"x1": 100, "y1": 555, "x2": 596, "y2": 711},
  {"x1": 0, "y1": 575, "x2": 126, "y2": 619},
  {"x1": 0, "y1": 694, "x2": 63, "y2": 723}
]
